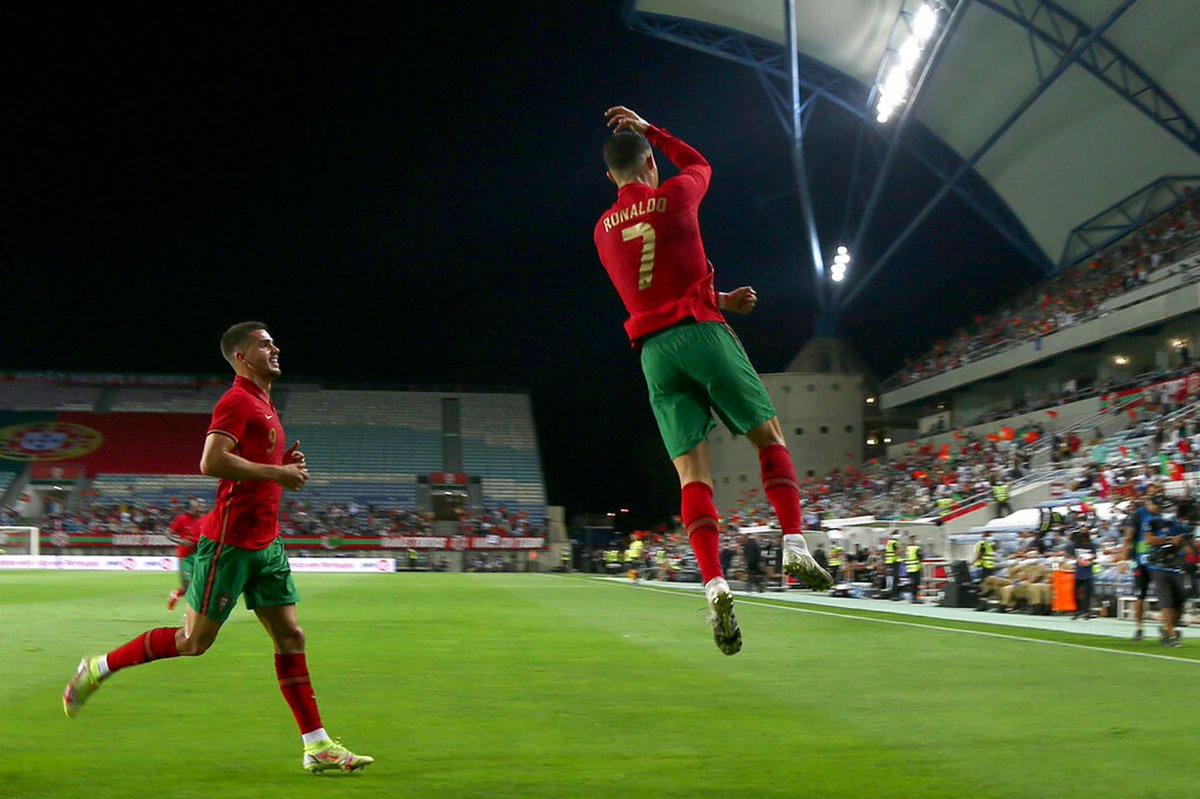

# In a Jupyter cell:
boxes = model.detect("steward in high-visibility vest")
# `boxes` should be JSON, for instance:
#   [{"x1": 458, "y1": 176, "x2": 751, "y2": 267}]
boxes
[
  {"x1": 936, "y1": 497, "x2": 955, "y2": 516},
  {"x1": 905, "y1": 544, "x2": 922, "y2": 574},
  {"x1": 992, "y1": 482, "x2": 1012, "y2": 517},
  {"x1": 885, "y1": 536, "x2": 902, "y2": 599},
  {"x1": 904, "y1": 539, "x2": 923, "y2": 603},
  {"x1": 885, "y1": 537, "x2": 901, "y2": 564},
  {"x1": 828, "y1": 545, "x2": 844, "y2": 582},
  {"x1": 974, "y1": 532, "x2": 996, "y2": 580}
]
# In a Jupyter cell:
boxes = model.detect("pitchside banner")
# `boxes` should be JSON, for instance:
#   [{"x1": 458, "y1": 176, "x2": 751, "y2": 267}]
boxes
[
  {"x1": 0, "y1": 554, "x2": 398, "y2": 573},
  {"x1": 38, "y1": 532, "x2": 546, "y2": 551}
]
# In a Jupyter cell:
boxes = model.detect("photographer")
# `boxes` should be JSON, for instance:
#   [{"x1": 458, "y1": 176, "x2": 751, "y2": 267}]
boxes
[
  {"x1": 1144, "y1": 498, "x2": 1196, "y2": 647},
  {"x1": 1122, "y1": 497, "x2": 1155, "y2": 641},
  {"x1": 1068, "y1": 528, "x2": 1098, "y2": 620}
]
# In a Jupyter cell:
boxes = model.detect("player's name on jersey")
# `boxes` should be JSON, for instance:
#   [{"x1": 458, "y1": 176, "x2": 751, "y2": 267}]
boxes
[{"x1": 600, "y1": 197, "x2": 668, "y2": 232}]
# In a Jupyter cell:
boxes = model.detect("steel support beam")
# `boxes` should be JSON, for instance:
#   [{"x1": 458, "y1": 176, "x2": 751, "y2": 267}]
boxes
[
  {"x1": 1059, "y1": 176, "x2": 1200, "y2": 269},
  {"x1": 785, "y1": 0, "x2": 828, "y2": 316},
  {"x1": 976, "y1": 0, "x2": 1200, "y2": 155},
  {"x1": 846, "y1": 0, "x2": 971, "y2": 298},
  {"x1": 624, "y1": 7, "x2": 1052, "y2": 313},
  {"x1": 836, "y1": 0, "x2": 1139, "y2": 314}
]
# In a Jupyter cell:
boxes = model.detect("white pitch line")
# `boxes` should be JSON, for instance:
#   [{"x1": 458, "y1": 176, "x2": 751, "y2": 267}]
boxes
[{"x1": 617, "y1": 580, "x2": 1200, "y2": 667}]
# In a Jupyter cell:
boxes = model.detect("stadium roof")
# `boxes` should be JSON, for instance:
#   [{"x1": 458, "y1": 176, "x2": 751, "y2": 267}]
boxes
[{"x1": 625, "y1": 0, "x2": 1200, "y2": 322}]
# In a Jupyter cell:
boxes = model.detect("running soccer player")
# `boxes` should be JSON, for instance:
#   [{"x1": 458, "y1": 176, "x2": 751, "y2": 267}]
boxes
[
  {"x1": 593, "y1": 106, "x2": 831, "y2": 656},
  {"x1": 166, "y1": 497, "x2": 205, "y2": 610},
  {"x1": 64, "y1": 321, "x2": 373, "y2": 774}
]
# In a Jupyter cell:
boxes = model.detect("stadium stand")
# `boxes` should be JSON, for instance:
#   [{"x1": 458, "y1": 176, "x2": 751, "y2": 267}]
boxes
[
  {"x1": 0, "y1": 380, "x2": 550, "y2": 540},
  {"x1": 888, "y1": 202, "x2": 1200, "y2": 389}
]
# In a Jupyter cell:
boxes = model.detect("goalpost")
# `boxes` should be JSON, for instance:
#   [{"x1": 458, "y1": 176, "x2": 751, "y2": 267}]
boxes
[{"x1": 0, "y1": 526, "x2": 39, "y2": 557}]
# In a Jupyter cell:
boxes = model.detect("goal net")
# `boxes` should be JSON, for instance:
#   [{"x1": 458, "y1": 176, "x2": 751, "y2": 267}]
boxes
[{"x1": 0, "y1": 526, "x2": 39, "y2": 557}]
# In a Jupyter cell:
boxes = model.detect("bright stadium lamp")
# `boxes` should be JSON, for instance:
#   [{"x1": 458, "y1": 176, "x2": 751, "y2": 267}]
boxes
[
  {"x1": 829, "y1": 245, "x2": 850, "y2": 282},
  {"x1": 874, "y1": 2, "x2": 946, "y2": 125},
  {"x1": 913, "y1": 3, "x2": 938, "y2": 42}
]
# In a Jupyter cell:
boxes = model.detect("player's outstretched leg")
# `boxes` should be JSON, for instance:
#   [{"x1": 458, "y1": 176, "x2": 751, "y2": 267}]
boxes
[
  {"x1": 303, "y1": 739, "x2": 375, "y2": 774},
  {"x1": 62, "y1": 655, "x2": 104, "y2": 718},
  {"x1": 166, "y1": 587, "x2": 185, "y2": 611},
  {"x1": 704, "y1": 575, "x2": 742, "y2": 655},
  {"x1": 681, "y1": 481, "x2": 742, "y2": 655}
]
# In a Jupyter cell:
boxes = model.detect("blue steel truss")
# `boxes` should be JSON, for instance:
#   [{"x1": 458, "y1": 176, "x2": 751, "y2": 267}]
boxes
[
  {"x1": 834, "y1": 0, "x2": 1140, "y2": 313},
  {"x1": 623, "y1": 4, "x2": 1051, "y2": 325},
  {"x1": 1060, "y1": 176, "x2": 1200, "y2": 269},
  {"x1": 975, "y1": 0, "x2": 1200, "y2": 155}
]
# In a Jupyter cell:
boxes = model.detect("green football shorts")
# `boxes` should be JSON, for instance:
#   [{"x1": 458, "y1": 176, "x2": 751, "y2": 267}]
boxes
[
  {"x1": 640, "y1": 321, "x2": 777, "y2": 459},
  {"x1": 179, "y1": 551, "x2": 197, "y2": 583},
  {"x1": 186, "y1": 536, "x2": 300, "y2": 622}
]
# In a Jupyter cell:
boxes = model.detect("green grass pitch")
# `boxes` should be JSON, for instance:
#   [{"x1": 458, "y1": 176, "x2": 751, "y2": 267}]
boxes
[{"x1": 4, "y1": 571, "x2": 1198, "y2": 798}]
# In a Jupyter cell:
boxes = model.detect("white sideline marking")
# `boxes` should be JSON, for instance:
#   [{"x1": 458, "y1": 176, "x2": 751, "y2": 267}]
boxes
[{"x1": 615, "y1": 580, "x2": 1200, "y2": 667}]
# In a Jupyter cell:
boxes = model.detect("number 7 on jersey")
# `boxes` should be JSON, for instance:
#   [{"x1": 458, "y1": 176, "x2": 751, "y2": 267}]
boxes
[{"x1": 621, "y1": 222, "x2": 656, "y2": 290}]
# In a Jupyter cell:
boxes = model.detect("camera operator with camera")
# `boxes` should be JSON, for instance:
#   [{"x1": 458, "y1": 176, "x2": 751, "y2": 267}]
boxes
[{"x1": 1144, "y1": 498, "x2": 1196, "y2": 647}]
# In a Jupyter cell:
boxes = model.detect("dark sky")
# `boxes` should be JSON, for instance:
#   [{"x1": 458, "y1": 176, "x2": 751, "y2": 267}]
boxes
[{"x1": 3, "y1": 3, "x2": 1041, "y2": 524}]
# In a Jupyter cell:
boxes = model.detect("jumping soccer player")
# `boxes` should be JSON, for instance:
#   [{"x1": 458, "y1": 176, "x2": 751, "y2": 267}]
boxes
[
  {"x1": 593, "y1": 106, "x2": 831, "y2": 656},
  {"x1": 166, "y1": 497, "x2": 205, "y2": 611},
  {"x1": 64, "y1": 321, "x2": 373, "y2": 774}
]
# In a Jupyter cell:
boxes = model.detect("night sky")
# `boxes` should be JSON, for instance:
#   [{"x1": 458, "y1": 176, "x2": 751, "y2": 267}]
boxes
[{"x1": 3, "y1": 3, "x2": 1042, "y2": 524}]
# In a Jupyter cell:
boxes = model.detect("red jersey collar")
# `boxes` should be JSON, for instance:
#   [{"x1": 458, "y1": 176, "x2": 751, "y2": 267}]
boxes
[{"x1": 233, "y1": 375, "x2": 271, "y2": 404}]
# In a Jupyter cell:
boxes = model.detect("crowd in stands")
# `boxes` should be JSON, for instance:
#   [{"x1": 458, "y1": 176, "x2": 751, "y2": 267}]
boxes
[
  {"x1": 890, "y1": 196, "x2": 1200, "y2": 388},
  {"x1": 10, "y1": 494, "x2": 546, "y2": 542}
]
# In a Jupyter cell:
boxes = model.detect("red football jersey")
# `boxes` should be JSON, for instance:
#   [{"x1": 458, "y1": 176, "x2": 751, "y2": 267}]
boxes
[
  {"x1": 594, "y1": 125, "x2": 726, "y2": 343},
  {"x1": 204, "y1": 376, "x2": 285, "y2": 551},
  {"x1": 169, "y1": 510, "x2": 204, "y2": 558}
]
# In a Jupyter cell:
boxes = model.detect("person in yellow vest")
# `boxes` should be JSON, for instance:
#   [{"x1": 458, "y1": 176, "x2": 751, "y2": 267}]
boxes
[
  {"x1": 885, "y1": 532, "x2": 903, "y2": 600},
  {"x1": 604, "y1": 548, "x2": 621, "y2": 574},
  {"x1": 626, "y1": 537, "x2": 645, "y2": 583},
  {"x1": 992, "y1": 481, "x2": 1012, "y2": 517},
  {"x1": 973, "y1": 530, "x2": 997, "y2": 583},
  {"x1": 828, "y1": 543, "x2": 844, "y2": 585},
  {"x1": 936, "y1": 496, "x2": 955, "y2": 516},
  {"x1": 904, "y1": 535, "x2": 924, "y2": 604}
]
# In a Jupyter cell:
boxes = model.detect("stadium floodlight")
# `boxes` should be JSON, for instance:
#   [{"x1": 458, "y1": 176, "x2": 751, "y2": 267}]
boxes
[
  {"x1": 874, "y1": 2, "x2": 945, "y2": 125},
  {"x1": 829, "y1": 245, "x2": 850, "y2": 282},
  {"x1": 913, "y1": 3, "x2": 938, "y2": 42}
]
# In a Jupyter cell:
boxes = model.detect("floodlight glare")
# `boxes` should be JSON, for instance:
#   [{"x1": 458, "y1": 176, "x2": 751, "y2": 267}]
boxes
[
  {"x1": 837, "y1": 245, "x2": 848, "y2": 255},
  {"x1": 884, "y1": 65, "x2": 908, "y2": 96},
  {"x1": 913, "y1": 3, "x2": 938, "y2": 41},
  {"x1": 898, "y1": 37, "x2": 921, "y2": 69},
  {"x1": 831, "y1": 271, "x2": 845, "y2": 283},
  {"x1": 834, "y1": 254, "x2": 850, "y2": 265}
]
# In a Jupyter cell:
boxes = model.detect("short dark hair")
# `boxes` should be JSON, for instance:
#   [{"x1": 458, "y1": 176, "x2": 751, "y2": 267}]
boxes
[
  {"x1": 220, "y1": 321, "x2": 269, "y2": 367},
  {"x1": 603, "y1": 130, "x2": 651, "y2": 177}
]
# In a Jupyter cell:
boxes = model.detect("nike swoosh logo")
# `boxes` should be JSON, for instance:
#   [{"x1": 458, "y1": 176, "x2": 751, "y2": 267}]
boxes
[{"x1": 265, "y1": 415, "x2": 274, "y2": 420}]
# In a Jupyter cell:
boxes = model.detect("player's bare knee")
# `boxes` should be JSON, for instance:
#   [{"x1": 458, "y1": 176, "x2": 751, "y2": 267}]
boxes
[
  {"x1": 178, "y1": 631, "x2": 217, "y2": 657},
  {"x1": 276, "y1": 625, "x2": 305, "y2": 653}
]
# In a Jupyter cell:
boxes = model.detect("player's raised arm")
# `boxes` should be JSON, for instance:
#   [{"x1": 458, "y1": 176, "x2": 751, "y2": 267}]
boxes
[{"x1": 605, "y1": 105, "x2": 650, "y2": 135}]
